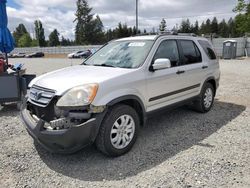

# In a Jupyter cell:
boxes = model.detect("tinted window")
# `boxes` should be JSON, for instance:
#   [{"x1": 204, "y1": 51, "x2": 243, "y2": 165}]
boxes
[
  {"x1": 198, "y1": 40, "x2": 217, "y2": 60},
  {"x1": 154, "y1": 40, "x2": 180, "y2": 67},
  {"x1": 180, "y1": 40, "x2": 202, "y2": 64}
]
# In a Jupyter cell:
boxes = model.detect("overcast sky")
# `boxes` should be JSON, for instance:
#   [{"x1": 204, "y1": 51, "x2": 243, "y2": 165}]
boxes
[{"x1": 7, "y1": 0, "x2": 238, "y2": 39}]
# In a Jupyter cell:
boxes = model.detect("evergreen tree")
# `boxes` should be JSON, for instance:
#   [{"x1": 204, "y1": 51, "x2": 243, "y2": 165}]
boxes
[
  {"x1": 228, "y1": 18, "x2": 238, "y2": 37},
  {"x1": 61, "y1": 36, "x2": 72, "y2": 46},
  {"x1": 211, "y1": 17, "x2": 219, "y2": 34},
  {"x1": 132, "y1": 26, "x2": 137, "y2": 35},
  {"x1": 13, "y1": 24, "x2": 28, "y2": 46},
  {"x1": 199, "y1": 21, "x2": 206, "y2": 34},
  {"x1": 179, "y1": 19, "x2": 191, "y2": 33},
  {"x1": 74, "y1": 0, "x2": 93, "y2": 44},
  {"x1": 218, "y1": 19, "x2": 229, "y2": 37},
  {"x1": 89, "y1": 15, "x2": 105, "y2": 44},
  {"x1": 159, "y1": 18, "x2": 167, "y2": 32},
  {"x1": 205, "y1": 19, "x2": 211, "y2": 34},
  {"x1": 193, "y1": 21, "x2": 199, "y2": 34},
  {"x1": 48, "y1": 29, "x2": 60, "y2": 46},
  {"x1": 34, "y1": 20, "x2": 46, "y2": 47}
]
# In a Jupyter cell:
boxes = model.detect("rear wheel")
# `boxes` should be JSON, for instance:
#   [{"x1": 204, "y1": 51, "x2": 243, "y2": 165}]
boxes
[
  {"x1": 193, "y1": 82, "x2": 215, "y2": 113},
  {"x1": 95, "y1": 104, "x2": 139, "y2": 157}
]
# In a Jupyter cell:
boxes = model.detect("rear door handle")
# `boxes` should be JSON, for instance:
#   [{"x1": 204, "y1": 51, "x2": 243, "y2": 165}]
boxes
[
  {"x1": 176, "y1": 70, "x2": 185, "y2": 75},
  {"x1": 202, "y1": 65, "x2": 208, "y2": 69}
]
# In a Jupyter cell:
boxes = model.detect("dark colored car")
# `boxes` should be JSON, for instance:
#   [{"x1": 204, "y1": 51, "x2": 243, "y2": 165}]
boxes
[{"x1": 26, "y1": 52, "x2": 45, "y2": 58}]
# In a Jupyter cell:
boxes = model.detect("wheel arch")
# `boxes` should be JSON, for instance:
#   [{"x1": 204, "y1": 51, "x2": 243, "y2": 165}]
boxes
[
  {"x1": 107, "y1": 95, "x2": 147, "y2": 126},
  {"x1": 203, "y1": 76, "x2": 217, "y2": 95}
]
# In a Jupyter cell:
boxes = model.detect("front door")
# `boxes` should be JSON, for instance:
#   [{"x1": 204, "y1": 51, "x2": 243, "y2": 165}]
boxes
[{"x1": 146, "y1": 39, "x2": 188, "y2": 112}]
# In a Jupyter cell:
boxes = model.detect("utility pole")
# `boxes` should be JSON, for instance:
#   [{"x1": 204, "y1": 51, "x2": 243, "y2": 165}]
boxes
[{"x1": 136, "y1": 0, "x2": 138, "y2": 34}]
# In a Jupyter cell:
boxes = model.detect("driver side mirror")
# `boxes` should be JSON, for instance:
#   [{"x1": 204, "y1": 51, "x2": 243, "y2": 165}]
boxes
[{"x1": 150, "y1": 58, "x2": 171, "y2": 71}]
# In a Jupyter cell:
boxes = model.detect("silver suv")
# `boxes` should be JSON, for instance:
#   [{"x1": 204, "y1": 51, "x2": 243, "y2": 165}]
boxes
[{"x1": 21, "y1": 34, "x2": 220, "y2": 157}]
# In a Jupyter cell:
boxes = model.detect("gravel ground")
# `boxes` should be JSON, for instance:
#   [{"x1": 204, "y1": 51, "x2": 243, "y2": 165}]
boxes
[{"x1": 0, "y1": 58, "x2": 250, "y2": 188}]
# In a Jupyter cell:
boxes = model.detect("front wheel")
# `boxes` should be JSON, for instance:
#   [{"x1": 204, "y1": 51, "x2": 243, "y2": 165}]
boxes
[
  {"x1": 193, "y1": 82, "x2": 215, "y2": 113},
  {"x1": 95, "y1": 105, "x2": 140, "y2": 157}
]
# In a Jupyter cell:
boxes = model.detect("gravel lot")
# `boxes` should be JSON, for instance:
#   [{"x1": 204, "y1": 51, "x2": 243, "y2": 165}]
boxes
[{"x1": 0, "y1": 58, "x2": 250, "y2": 188}]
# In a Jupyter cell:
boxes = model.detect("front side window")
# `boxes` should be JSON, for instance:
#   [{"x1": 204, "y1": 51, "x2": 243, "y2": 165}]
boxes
[
  {"x1": 198, "y1": 40, "x2": 217, "y2": 60},
  {"x1": 153, "y1": 40, "x2": 180, "y2": 67},
  {"x1": 83, "y1": 40, "x2": 154, "y2": 68},
  {"x1": 180, "y1": 40, "x2": 202, "y2": 65}
]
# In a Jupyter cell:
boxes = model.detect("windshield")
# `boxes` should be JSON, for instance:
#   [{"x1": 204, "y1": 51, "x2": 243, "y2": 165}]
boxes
[{"x1": 83, "y1": 40, "x2": 154, "y2": 68}]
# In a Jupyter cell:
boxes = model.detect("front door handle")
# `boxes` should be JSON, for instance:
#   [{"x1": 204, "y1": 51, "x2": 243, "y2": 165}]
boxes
[
  {"x1": 202, "y1": 65, "x2": 208, "y2": 69},
  {"x1": 176, "y1": 70, "x2": 185, "y2": 75}
]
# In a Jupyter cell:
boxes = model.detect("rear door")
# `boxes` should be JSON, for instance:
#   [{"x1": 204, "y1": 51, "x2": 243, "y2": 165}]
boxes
[{"x1": 176, "y1": 39, "x2": 206, "y2": 96}]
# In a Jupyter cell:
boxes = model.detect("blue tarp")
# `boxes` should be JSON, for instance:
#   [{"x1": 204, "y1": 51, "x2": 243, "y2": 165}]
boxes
[{"x1": 0, "y1": 0, "x2": 14, "y2": 53}]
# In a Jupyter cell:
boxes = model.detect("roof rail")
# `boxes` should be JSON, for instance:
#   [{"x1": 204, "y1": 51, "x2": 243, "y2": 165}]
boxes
[
  {"x1": 177, "y1": 33, "x2": 197, "y2": 37},
  {"x1": 158, "y1": 31, "x2": 197, "y2": 37}
]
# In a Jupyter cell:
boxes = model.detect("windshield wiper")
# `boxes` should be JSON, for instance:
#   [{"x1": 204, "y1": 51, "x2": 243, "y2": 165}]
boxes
[{"x1": 93, "y1": 64, "x2": 116, "y2": 68}]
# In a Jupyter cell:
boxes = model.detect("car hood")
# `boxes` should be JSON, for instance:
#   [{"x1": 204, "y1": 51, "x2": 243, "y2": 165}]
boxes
[{"x1": 29, "y1": 65, "x2": 134, "y2": 95}]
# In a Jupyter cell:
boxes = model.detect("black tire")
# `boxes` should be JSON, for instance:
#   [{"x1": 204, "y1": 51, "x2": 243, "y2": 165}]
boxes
[
  {"x1": 95, "y1": 104, "x2": 140, "y2": 157},
  {"x1": 193, "y1": 82, "x2": 215, "y2": 113}
]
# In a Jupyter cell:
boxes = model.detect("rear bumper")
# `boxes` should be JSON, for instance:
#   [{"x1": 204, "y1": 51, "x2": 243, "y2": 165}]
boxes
[{"x1": 21, "y1": 108, "x2": 106, "y2": 153}]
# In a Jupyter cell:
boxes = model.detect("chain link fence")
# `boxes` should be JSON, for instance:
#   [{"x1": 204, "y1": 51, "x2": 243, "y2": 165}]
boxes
[
  {"x1": 11, "y1": 45, "x2": 102, "y2": 55},
  {"x1": 211, "y1": 37, "x2": 248, "y2": 57},
  {"x1": 11, "y1": 38, "x2": 250, "y2": 58}
]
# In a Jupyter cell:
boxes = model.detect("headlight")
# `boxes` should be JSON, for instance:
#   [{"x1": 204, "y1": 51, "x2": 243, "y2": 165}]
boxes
[{"x1": 56, "y1": 84, "x2": 98, "y2": 107}]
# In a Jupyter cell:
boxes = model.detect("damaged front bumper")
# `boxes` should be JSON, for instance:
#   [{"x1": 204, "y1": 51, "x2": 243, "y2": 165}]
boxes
[{"x1": 21, "y1": 107, "x2": 106, "y2": 154}]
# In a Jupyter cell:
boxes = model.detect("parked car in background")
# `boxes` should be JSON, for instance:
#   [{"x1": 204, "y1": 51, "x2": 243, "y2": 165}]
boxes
[
  {"x1": 12, "y1": 53, "x2": 26, "y2": 58},
  {"x1": 67, "y1": 50, "x2": 92, "y2": 59},
  {"x1": 26, "y1": 52, "x2": 45, "y2": 58},
  {"x1": 7, "y1": 53, "x2": 13, "y2": 58}
]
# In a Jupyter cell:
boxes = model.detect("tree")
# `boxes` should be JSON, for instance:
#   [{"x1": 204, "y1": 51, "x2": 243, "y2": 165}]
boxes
[
  {"x1": 61, "y1": 36, "x2": 72, "y2": 46},
  {"x1": 211, "y1": 17, "x2": 219, "y2": 34},
  {"x1": 159, "y1": 18, "x2": 167, "y2": 32},
  {"x1": 48, "y1": 29, "x2": 60, "y2": 46},
  {"x1": 234, "y1": 0, "x2": 250, "y2": 35},
  {"x1": 205, "y1": 19, "x2": 211, "y2": 34},
  {"x1": 89, "y1": 15, "x2": 105, "y2": 44},
  {"x1": 218, "y1": 19, "x2": 229, "y2": 37},
  {"x1": 18, "y1": 33, "x2": 32, "y2": 47},
  {"x1": 13, "y1": 24, "x2": 28, "y2": 46},
  {"x1": 228, "y1": 18, "x2": 238, "y2": 37},
  {"x1": 34, "y1": 20, "x2": 46, "y2": 47},
  {"x1": 193, "y1": 21, "x2": 199, "y2": 34},
  {"x1": 74, "y1": 0, "x2": 93, "y2": 44},
  {"x1": 179, "y1": 19, "x2": 191, "y2": 33},
  {"x1": 199, "y1": 21, "x2": 206, "y2": 34},
  {"x1": 132, "y1": 26, "x2": 137, "y2": 35},
  {"x1": 233, "y1": 0, "x2": 248, "y2": 12}
]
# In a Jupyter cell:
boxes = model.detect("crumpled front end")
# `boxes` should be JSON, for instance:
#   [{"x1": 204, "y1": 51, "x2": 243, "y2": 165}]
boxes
[{"x1": 21, "y1": 85, "x2": 106, "y2": 153}]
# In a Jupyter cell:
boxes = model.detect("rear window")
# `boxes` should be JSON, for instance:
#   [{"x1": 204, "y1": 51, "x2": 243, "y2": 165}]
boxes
[{"x1": 198, "y1": 40, "x2": 217, "y2": 60}]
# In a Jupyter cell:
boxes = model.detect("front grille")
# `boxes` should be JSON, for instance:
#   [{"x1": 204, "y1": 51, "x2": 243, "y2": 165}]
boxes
[{"x1": 29, "y1": 85, "x2": 56, "y2": 107}]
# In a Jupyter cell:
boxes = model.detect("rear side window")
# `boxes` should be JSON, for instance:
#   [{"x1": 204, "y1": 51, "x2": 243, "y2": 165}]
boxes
[
  {"x1": 179, "y1": 40, "x2": 202, "y2": 65},
  {"x1": 198, "y1": 40, "x2": 217, "y2": 60}
]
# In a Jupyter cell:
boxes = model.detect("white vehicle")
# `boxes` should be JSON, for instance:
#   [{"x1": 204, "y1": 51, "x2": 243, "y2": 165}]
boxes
[
  {"x1": 21, "y1": 33, "x2": 220, "y2": 157},
  {"x1": 67, "y1": 51, "x2": 82, "y2": 58},
  {"x1": 67, "y1": 50, "x2": 92, "y2": 59}
]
